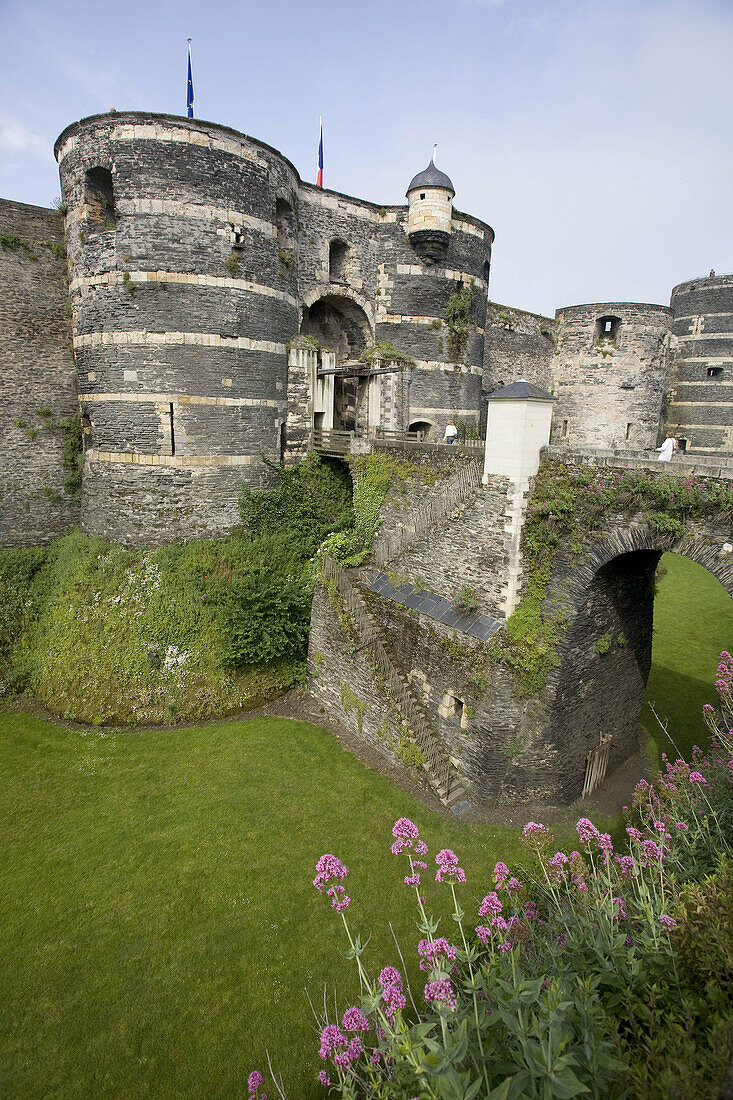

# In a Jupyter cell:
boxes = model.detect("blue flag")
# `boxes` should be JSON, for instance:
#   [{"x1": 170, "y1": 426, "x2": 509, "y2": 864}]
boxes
[{"x1": 187, "y1": 40, "x2": 194, "y2": 118}]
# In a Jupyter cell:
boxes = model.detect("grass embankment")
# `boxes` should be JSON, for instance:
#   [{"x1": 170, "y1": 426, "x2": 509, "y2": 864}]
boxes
[
  {"x1": 0, "y1": 711, "x2": 536, "y2": 1099},
  {"x1": 643, "y1": 552, "x2": 733, "y2": 767}
]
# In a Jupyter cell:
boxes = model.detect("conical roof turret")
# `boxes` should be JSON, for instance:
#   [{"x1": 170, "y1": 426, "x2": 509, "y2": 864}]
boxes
[{"x1": 406, "y1": 158, "x2": 454, "y2": 197}]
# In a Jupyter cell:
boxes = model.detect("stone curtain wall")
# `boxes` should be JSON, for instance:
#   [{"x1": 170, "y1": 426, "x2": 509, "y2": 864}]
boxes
[
  {"x1": 0, "y1": 200, "x2": 79, "y2": 547},
  {"x1": 551, "y1": 302, "x2": 673, "y2": 451},
  {"x1": 483, "y1": 301, "x2": 557, "y2": 396},
  {"x1": 56, "y1": 113, "x2": 300, "y2": 544},
  {"x1": 668, "y1": 274, "x2": 733, "y2": 454}
]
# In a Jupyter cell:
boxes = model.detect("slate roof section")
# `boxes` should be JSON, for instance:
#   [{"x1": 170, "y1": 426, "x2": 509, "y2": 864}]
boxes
[
  {"x1": 487, "y1": 380, "x2": 556, "y2": 402},
  {"x1": 361, "y1": 570, "x2": 501, "y2": 643},
  {"x1": 406, "y1": 161, "x2": 455, "y2": 196}
]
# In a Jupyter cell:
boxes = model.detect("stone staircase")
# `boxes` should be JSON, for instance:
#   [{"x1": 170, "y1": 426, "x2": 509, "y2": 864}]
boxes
[
  {"x1": 322, "y1": 553, "x2": 468, "y2": 810},
  {"x1": 373, "y1": 458, "x2": 484, "y2": 568}
]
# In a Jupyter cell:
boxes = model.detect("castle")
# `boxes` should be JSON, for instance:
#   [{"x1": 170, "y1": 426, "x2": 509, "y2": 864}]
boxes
[{"x1": 1, "y1": 109, "x2": 732, "y2": 549}]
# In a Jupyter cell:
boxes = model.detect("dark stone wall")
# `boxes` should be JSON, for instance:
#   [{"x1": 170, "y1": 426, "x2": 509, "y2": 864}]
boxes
[
  {"x1": 57, "y1": 113, "x2": 297, "y2": 542},
  {"x1": 0, "y1": 199, "x2": 79, "y2": 547},
  {"x1": 551, "y1": 301, "x2": 673, "y2": 451},
  {"x1": 668, "y1": 275, "x2": 733, "y2": 455}
]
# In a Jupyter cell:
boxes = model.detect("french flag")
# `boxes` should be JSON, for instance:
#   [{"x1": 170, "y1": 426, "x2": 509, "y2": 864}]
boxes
[{"x1": 317, "y1": 119, "x2": 323, "y2": 188}]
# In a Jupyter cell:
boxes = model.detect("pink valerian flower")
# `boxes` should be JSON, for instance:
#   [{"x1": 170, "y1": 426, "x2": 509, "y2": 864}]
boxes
[
  {"x1": 653, "y1": 821, "x2": 666, "y2": 832},
  {"x1": 403, "y1": 860, "x2": 427, "y2": 887},
  {"x1": 689, "y1": 771, "x2": 707, "y2": 784},
  {"x1": 314, "y1": 854, "x2": 348, "y2": 892},
  {"x1": 498, "y1": 941, "x2": 513, "y2": 953},
  {"x1": 659, "y1": 914, "x2": 677, "y2": 929},
  {"x1": 522, "y1": 821, "x2": 548, "y2": 841},
  {"x1": 546, "y1": 851, "x2": 570, "y2": 883},
  {"x1": 478, "y1": 891, "x2": 502, "y2": 917},
  {"x1": 612, "y1": 896, "x2": 627, "y2": 921},
  {"x1": 318, "y1": 1070, "x2": 331, "y2": 1086},
  {"x1": 475, "y1": 925, "x2": 491, "y2": 945},
  {"x1": 326, "y1": 884, "x2": 350, "y2": 913},
  {"x1": 640, "y1": 839, "x2": 663, "y2": 866},
  {"x1": 379, "y1": 967, "x2": 406, "y2": 1018},
  {"x1": 319, "y1": 1025, "x2": 348, "y2": 1059},
  {"x1": 524, "y1": 900, "x2": 538, "y2": 920},
  {"x1": 424, "y1": 979, "x2": 457, "y2": 1010},
  {"x1": 676, "y1": 822, "x2": 689, "y2": 831},
  {"x1": 597, "y1": 833, "x2": 613, "y2": 860},
  {"x1": 556, "y1": 933, "x2": 568, "y2": 949},
  {"x1": 493, "y1": 861, "x2": 510, "y2": 885},
  {"x1": 576, "y1": 817, "x2": 599, "y2": 845},
  {"x1": 506, "y1": 876, "x2": 522, "y2": 893},
  {"x1": 391, "y1": 817, "x2": 424, "y2": 855},
  {"x1": 333, "y1": 1037, "x2": 364, "y2": 1068},
  {"x1": 615, "y1": 855, "x2": 635, "y2": 878},
  {"x1": 342, "y1": 1007, "x2": 370, "y2": 1033},
  {"x1": 435, "y1": 849, "x2": 466, "y2": 883},
  {"x1": 248, "y1": 1070, "x2": 265, "y2": 1096},
  {"x1": 418, "y1": 937, "x2": 457, "y2": 971},
  {"x1": 569, "y1": 851, "x2": 587, "y2": 892}
]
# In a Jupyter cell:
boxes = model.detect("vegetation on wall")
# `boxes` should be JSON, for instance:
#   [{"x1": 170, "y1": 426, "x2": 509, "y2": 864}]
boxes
[
  {"x1": 359, "y1": 341, "x2": 414, "y2": 366},
  {"x1": 0, "y1": 456, "x2": 354, "y2": 724},
  {"x1": 491, "y1": 461, "x2": 733, "y2": 698},
  {"x1": 321, "y1": 453, "x2": 439, "y2": 568},
  {"x1": 444, "y1": 284, "x2": 474, "y2": 360}
]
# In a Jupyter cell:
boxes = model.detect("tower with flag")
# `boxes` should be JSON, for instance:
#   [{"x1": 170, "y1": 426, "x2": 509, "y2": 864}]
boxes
[
  {"x1": 317, "y1": 119, "x2": 323, "y2": 188},
  {"x1": 187, "y1": 40, "x2": 194, "y2": 119}
]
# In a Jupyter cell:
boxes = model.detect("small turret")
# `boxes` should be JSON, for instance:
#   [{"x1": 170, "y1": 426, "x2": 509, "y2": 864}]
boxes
[{"x1": 406, "y1": 148, "x2": 455, "y2": 264}]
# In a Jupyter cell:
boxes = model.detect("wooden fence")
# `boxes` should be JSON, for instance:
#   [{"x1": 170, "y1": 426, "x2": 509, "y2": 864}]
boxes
[
  {"x1": 582, "y1": 734, "x2": 613, "y2": 798},
  {"x1": 321, "y1": 554, "x2": 465, "y2": 806},
  {"x1": 374, "y1": 459, "x2": 483, "y2": 566}
]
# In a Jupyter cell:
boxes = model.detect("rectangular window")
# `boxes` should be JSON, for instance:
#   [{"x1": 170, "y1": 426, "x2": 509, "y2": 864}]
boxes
[{"x1": 707, "y1": 366, "x2": 723, "y2": 378}]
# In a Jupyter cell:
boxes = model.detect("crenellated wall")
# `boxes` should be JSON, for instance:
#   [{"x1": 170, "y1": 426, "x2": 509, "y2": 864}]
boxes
[{"x1": 0, "y1": 199, "x2": 79, "y2": 547}]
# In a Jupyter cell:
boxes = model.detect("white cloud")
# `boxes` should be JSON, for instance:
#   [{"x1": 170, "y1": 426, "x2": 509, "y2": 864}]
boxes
[{"x1": 0, "y1": 113, "x2": 54, "y2": 162}]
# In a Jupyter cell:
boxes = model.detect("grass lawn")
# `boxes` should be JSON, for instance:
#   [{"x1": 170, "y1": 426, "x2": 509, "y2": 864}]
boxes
[
  {"x1": 0, "y1": 711, "x2": 544, "y2": 1099},
  {"x1": 641, "y1": 552, "x2": 733, "y2": 767},
  {"x1": 0, "y1": 551, "x2": 730, "y2": 1098}
]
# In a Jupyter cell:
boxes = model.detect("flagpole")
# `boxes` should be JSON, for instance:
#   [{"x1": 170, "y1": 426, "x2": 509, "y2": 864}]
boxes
[{"x1": 317, "y1": 117, "x2": 323, "y2": 188}]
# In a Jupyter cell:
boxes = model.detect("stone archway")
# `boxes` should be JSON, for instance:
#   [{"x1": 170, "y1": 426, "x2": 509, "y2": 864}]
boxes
[
  {"x1": 544, "y1": 524, "x2": 733, "y2": 801},
  {"x1": 301, "y1": 293, "x2": 373, "y2": 363}
]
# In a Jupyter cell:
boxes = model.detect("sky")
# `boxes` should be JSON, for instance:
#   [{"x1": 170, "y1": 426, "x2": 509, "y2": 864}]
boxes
[{"x1": 1, "y1": 0, "x2": 731, "y2": 316}]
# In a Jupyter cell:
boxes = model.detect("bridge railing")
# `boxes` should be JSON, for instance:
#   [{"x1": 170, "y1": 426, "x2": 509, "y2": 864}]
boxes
[
  {"x1": 321, "y1": 553, "x2": 465, "y2": 806},
  {"x1": 543, "y1": 445, "x2": 733, "y2": 480}
]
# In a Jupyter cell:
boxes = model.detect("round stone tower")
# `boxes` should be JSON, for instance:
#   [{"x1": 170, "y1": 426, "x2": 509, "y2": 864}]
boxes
[
  {"x1": 55, "y1": 111, "x2": 300, "y2": 544},
  {"x1": 405, "y1": 155, "x2": 455, "y2": 265},
  {"x1": 667, "y1": 273, "x2": 733, "y2": 454},
  {"x1": 551, "y1": 302, "x2": 673, "y2": 450}
]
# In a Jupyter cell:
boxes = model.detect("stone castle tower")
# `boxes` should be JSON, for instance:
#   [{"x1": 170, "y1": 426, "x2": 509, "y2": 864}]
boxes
[{"x1": 1, "y1": 110, "x2": 732, "y2": 551}]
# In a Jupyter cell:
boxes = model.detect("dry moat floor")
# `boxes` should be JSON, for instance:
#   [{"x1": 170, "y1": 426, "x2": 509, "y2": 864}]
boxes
[{"x1": 0, "y1": 553, "x2": 730, "y2": 1097}]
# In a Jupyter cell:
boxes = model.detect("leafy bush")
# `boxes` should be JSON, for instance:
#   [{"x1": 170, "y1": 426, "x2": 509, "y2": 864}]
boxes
[
  {"x1": 249, "y1": 663, "x2": 733, "y2": 1097},
  {"x1": 0, "y1": 457, "x2": 355, "y2": 723}
]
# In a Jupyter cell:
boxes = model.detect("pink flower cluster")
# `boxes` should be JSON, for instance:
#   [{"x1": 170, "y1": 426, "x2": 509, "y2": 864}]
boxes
[
  {"x1": 478, "y1": 891, "x2": 502, "y2": 917},
  {"x1": 313, "y1": 854, "x2": 351, "y2": 912},
  {"x1": 318, "y1": 1024, "x2": 363, "y2": 1067},
  {"x1": 247, "y1": 1070, "x2": 266, "y2": 1099},
  {"x1": 435, "y1": 848, "x2": 466, "y2": 883},
  {"x1": 390, "y1": 817, "x2": 428, "y2": 857},
  {"x1": 424, "y1": 978, "x2": 457, "y2": 1010},
  {"x1": 379, "y1": 966, "x2": 406, "y2": 1018},
  {"x1": 418, "y1": 937, "x2": 457, "y2": 971}
]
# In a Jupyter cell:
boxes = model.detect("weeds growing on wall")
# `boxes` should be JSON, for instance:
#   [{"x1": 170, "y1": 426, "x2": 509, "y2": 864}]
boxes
[
  {"x1": 58, "y1": 414, "x2": 83, "y2": 502},
  {"x1": 359, "y1": 342, "x2": 414, "y2": 366},
  {"x1": 444, "y1": 284, "x2": 474, "y2": 361},
  {"x1": 321, "y1": 454, "x2": 439, "y2": 567},
  {"x1": 0, "y1": 456, "x2": 354, "y2": 724},
  {"x1": 492, "y1": 461, "x2": 733, "y2": 699}
]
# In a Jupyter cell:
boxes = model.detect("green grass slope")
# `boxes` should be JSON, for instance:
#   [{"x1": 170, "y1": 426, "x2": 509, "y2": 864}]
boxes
[{"x1": 642, "y1": 552, "x2": 733, "y2": 767}]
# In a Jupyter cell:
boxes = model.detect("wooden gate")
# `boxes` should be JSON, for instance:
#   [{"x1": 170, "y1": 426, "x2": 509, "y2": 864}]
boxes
[{"x1": 582, "y1": 734, "x2": 612, "y2": 798}]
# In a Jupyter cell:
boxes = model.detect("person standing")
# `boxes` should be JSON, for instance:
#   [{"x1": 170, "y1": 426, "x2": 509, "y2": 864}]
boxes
[
  {"x1": 443, "y1": 420, "x2": 458, "y2": 445},
  {"x1": 657, "y1": 432, "x2": 677, "y2": 462}
]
